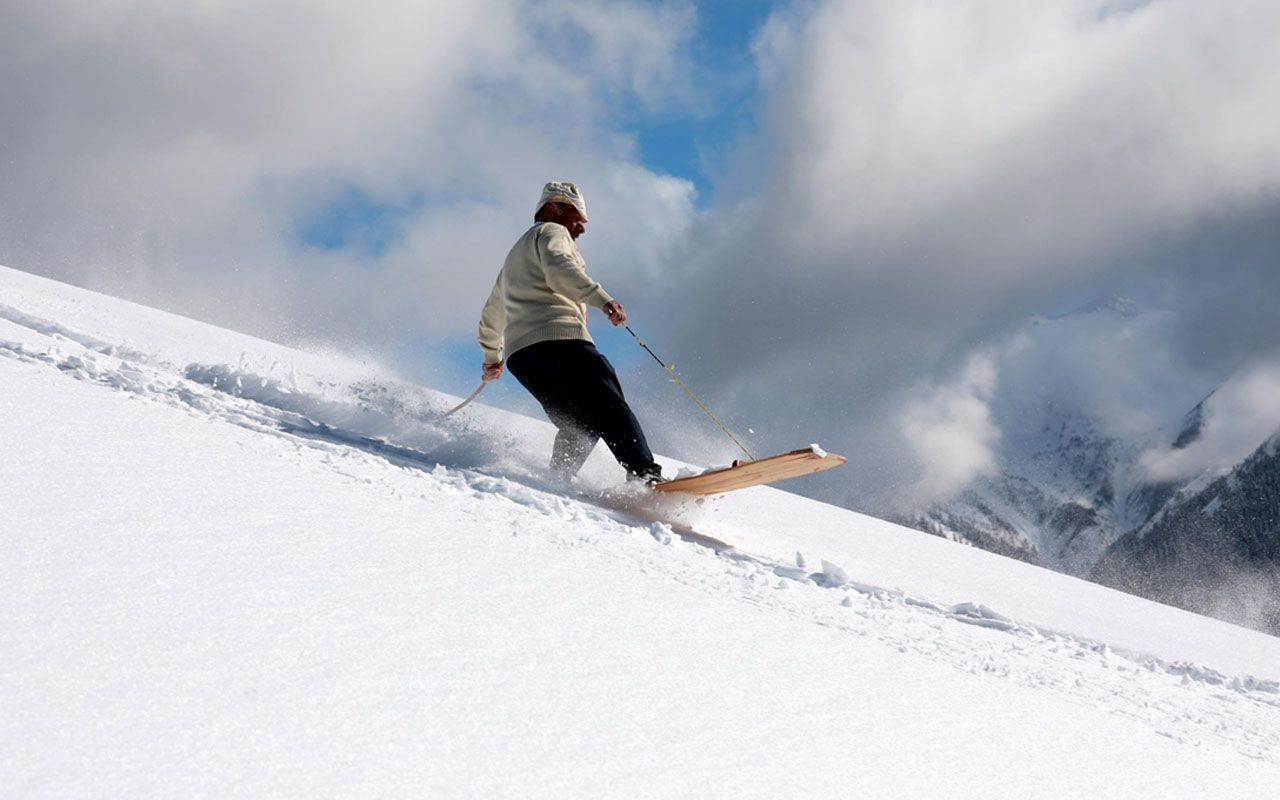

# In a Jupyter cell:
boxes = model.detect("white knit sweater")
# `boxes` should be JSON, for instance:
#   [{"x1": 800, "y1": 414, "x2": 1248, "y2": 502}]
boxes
[{"x1": 477, "y1": 222, "x2": 614, "y2": 364}]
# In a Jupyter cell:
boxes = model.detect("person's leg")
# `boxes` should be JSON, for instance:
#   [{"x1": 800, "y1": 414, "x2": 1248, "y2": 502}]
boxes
[
  {"x1": 542, "y1": 343, "x2": 660, "y2": 481},
  {"x1": 508, "y1": 340, "x2": 661, "y2": 481},
  {"x1": 507, "y1": 341, "x2": 600, "y2": 479},
  {"x1": 550, "y1": 426, "x2": 597, "y2": 479},
  {"x1": 586, "y1": 348, "x2": 665, "y2": 476}
]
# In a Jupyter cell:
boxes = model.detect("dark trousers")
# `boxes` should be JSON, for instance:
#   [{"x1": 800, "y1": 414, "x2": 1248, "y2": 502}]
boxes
[{"x1": 506, "y1": 339, "x2": 660, "y2": 480}]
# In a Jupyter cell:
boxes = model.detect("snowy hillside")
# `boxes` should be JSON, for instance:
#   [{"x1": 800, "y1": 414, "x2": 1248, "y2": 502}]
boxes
[{"x1": 4, "y1": 264, "x2": 1280, "y2": 798}]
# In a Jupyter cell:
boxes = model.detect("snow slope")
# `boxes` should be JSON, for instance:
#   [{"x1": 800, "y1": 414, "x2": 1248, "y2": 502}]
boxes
[{"x1": 3, "y1": 264, "x2": 1279, "y2": 798}]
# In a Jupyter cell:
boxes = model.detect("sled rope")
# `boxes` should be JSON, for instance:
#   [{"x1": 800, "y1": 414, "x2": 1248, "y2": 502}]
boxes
[
  {"x1": 625, "y1": 326, "x2": 755, "y2": 462},
  {"x1": 443, "y1": 382, "x2": 486, "y2": 417}
]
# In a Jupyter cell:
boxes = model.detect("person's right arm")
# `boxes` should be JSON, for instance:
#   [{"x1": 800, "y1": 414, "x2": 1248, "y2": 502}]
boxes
[{"x1": 477, "y1": 275, "x2": 506, "y2": 380}]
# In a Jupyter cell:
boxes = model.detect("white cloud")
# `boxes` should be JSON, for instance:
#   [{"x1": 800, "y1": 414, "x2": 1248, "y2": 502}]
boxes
[
  {"x1": 535, "y1": 0, "x2": 697, "y2": 109},
  {"x1": 756, "y1": 0, "x2": 1280, "y2": 270},
  {"x1": 0, "y1": 0, "x2": 697, "y2": 344},
  {"x1": 899, "y1": 354, "x2": 1001, "y2": 506},
  {"x1": 641, "y1": 0, "x2": 1280, "y2": 506},
  {"x1": 1139, "y1": 364, "x2": 1280, "y2": 483},
  {"x1": 986, "y1": 303, "x2": 1221, "y2": 445}
]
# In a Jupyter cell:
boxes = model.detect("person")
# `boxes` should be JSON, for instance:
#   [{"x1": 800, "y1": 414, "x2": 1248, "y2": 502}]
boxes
[{"x1": 477, "y1": 181, "x2": 663, "y2": 484}]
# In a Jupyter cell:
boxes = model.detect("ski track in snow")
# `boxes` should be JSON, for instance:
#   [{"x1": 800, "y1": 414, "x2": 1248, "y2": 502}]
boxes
[{"x1": 3, "y1": 303, "x2": 1280, "y2": 766}]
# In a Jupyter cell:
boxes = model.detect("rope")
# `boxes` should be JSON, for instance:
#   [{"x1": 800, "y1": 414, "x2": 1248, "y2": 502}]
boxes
[
  {"x1": 443, "y1": 382, "x2": 486, "y2": 417},
  {"x1": 625, "y1": 326, "x2": 755, "y2": 462}
]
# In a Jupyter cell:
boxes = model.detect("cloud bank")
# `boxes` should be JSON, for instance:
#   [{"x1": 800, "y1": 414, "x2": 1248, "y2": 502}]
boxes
[
  {"x1": 637, "y1": 0, "x2": 1280, "y2": 507},
  {"x1": 0, "y1": 0, "x2": 697, "y2": 345}
]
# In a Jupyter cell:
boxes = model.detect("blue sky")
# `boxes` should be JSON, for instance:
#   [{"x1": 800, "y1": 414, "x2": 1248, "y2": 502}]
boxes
[{"x1": 629, "y1": 1, "x2": 776, "y2": 204}]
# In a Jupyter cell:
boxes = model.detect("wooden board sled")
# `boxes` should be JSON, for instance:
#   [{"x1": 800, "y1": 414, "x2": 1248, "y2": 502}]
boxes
[{"x1": 652, "y1": 447, "x2": 848, "y2": 496}]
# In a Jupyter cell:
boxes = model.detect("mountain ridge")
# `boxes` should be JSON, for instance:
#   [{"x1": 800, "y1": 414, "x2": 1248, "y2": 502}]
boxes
[{"x1": 911, "y1": 296, "x2": 1279, "y2": 634}]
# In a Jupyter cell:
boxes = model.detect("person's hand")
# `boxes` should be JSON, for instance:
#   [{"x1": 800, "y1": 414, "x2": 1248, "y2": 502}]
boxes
[
  {"x1": 603, "y1": 300, "x2": 627, "y2": 326},
  {"x1": 482, "y1": 360, "x2": 504, "y2": 382}
]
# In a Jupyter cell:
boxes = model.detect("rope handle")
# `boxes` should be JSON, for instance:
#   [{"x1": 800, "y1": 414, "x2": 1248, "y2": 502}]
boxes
[
  {"x1": 443, "y1": 382, "x2": 486, "y2": 417},
  {"x1": 625, "y1": 326, "x2": 755, "y2": 462}
]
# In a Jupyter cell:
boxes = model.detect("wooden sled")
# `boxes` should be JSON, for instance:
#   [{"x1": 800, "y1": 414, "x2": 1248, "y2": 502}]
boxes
[{"x1": 652, "y1": 447, "x2": 847, "y2": 496}]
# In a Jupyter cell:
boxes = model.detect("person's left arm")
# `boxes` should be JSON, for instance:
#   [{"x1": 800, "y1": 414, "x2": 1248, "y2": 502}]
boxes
[{"x1": 539, "y1": 225, "x2": 614, "y2": 310}]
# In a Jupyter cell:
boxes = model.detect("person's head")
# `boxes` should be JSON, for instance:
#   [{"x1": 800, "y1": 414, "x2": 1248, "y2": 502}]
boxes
[
  {"x1": 534, "y1": 181, "x2": 588, "y2": 239},
  {"x1": 535, "y1": 201, "x2": 586, "y2": 239}
]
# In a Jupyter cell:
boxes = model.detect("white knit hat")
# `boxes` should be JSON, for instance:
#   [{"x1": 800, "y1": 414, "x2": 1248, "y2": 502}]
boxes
[{"x1": 537, "y1": 181, "x2": 588, "y2": 222}]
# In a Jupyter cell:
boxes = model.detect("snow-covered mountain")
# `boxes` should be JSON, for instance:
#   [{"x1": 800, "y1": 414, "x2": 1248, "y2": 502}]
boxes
[
  {"x1": 911, "y1": 299, "x2": 1180, "y2": 568},
  {"x1": 1094, "y1": 425, "x2": 1280, "y2": 635},
  {"x1": 912, "y1": 298, "x2": 1280, "y2": 636},
  {"x1": 912, "y1": 403, "x2": 1138, "y2": 571},
  {"x1": 4, "y1": 265, "x2": 1280, "y2": 797}
]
